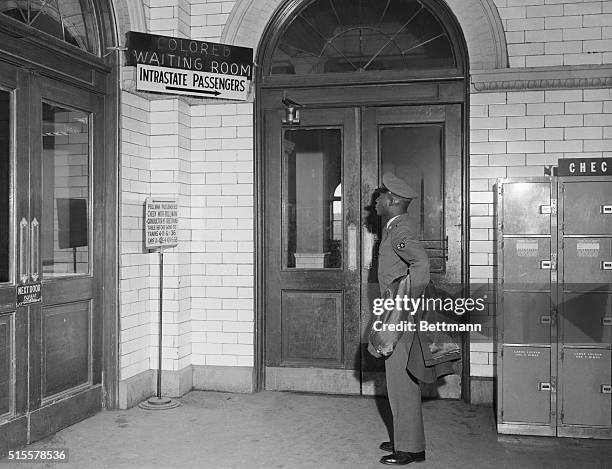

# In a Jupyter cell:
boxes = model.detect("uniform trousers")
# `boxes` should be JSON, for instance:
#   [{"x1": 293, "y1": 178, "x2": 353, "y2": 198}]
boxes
[{"x1": 384, "y1": 332, "x2": 425, "y2": 453}]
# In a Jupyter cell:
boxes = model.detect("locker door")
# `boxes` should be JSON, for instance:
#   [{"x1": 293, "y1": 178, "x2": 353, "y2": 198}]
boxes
[
  {"x1": 497, "y1": 178, "x2": 556, "y2": 436},
  {"x1": 501, "y1": 346, "x2": 552, "y2": 424},
  {"x1": 560, "y1": 349, "x2": 611, "y2": 427},
  {"x1": 558, "y1": 176, "x2": 612, "y2": 439}
]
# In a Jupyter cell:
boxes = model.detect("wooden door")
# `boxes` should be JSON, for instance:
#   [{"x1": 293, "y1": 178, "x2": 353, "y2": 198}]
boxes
[
  {"x1": 360, "y1": 105, "x2": 464, "y2": 398},
  {"x1": 0, "y1": 62, "x2": 31, "y2": 453},
  {"x1": 0, "y1": 65, "x2": 104, "y2": 452},
  {"x1": 262, "y1": 103, "x2": 465, "y2": 396},
  {"x1": 264, "y1": 107, "x2": 362, "y2": 393}
]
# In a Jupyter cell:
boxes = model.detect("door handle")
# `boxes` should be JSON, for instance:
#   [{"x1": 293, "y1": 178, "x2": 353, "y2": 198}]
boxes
[
  {"x1": 363, "y1": 226, "x2": 375, "y2": 270},
  {"x1": 31, "y1": 218, "x2": 39, "y2": 282},
  {"x1": 348, "y1": 223, "x2": 357, "y2": 271},
  {"x1": 19, "y1": 218, "x2": 29, "y2": 284}
]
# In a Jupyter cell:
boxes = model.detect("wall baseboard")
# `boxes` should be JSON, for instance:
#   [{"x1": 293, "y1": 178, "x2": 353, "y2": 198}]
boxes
[
  {"x1": 118, "y1": 366, "x2": 254, "y2": 409},
  {"x1": 470, "y1": 376, "x2": 494, "y2": 406}
]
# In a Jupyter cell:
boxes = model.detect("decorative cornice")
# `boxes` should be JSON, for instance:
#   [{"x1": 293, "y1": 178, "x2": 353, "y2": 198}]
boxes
[{"x1": 470, "y1": 64, "x2": 612, "y2": 92}]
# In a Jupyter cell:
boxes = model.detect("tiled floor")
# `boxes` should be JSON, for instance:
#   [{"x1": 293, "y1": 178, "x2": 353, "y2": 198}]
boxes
[{"x1": 2, "y1": 391, "x2": 610, "y2": 469}]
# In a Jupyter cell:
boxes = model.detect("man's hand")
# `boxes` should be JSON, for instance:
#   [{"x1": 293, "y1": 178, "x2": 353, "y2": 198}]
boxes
[
  {"x1": 368, "y1": 341, "x2": 393, "y2": 358},
  {"x1": 367, "y1": 342, "x2": 382, "y2": 358}
]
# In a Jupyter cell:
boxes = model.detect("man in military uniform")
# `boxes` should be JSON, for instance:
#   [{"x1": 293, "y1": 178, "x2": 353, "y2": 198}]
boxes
[{"x1": 371, "y1": 172, "x2": 439, "y2": 466}]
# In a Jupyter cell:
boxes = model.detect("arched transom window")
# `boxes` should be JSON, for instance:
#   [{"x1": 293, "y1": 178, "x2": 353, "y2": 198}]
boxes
[
  {"x1": 270, "y1": 0, "x2": 457, "y2": 75},
  {"x1": 0, "y1": 0, "x2": 99, "y2": 54}
]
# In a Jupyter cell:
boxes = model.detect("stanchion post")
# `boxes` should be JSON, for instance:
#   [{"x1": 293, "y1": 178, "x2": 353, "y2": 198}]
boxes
[
  {"x1": 139, "y1": 246, "x2": 179, "y2": 410},
  {"x1": 157, "y1": 248, "x2": 163, "y2": 398}
]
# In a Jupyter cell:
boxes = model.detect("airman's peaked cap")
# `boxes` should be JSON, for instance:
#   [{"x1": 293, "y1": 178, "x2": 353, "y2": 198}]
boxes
[{"x1": 382, "y1": 172, "x2": 418, "y2": 199}]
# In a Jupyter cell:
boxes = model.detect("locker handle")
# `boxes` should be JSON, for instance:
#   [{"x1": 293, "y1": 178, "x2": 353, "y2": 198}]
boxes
[
  {"x1": 602, "y1": 318, "x2": 612, "y2": 326},
  {"x1": 602, "y1": 385, "x2": 612, "y2": 394},
  {"x1": 540, "y1": 260, "x2": 552, "y2": 270},
  {"x1": 540, "y1": 205, "x2": 552, "y2": 214},
  {"x1": 601, "y1": 205, "x2": 612, "y2": 214},
  {"x1": 602, "y1": 261, "x2": 612, "y2": 270},
  {"x1": 538, "y1": 382, "x2": 551, "y2": 391},
  {"x1": 539, "y1": 315, "x2": 551, "y2": 324}
]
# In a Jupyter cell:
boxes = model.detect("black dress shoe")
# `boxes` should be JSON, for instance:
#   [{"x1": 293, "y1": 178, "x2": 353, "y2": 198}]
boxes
[
  {"x1": 379, "y1": 441, "x2": 394, "y2": 452},
  {"x1": 380, "y1": 451, "x2": 426, "y2": 465}
]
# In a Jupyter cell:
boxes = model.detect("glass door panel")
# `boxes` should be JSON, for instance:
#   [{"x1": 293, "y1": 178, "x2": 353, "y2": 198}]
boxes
[
  {"x1": 0, "y1": 89, "x2": 10, "y2": 283},
  {"x1": 380, "y1": 124, "x2": 446, "y2": 273},
  {"x1": 42, "y1": 103, "x2": 90, "y2": 277},
  {"x1": 283, "y1": 128, "x2": 343, "y2": 269}
]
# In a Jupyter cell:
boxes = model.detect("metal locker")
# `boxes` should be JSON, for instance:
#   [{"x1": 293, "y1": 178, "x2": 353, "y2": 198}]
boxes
[
  {"x1": 560, "y1": 348, "x2": 611, "y2": 427},
  {"x1": 562, "y1": 238, "x2": 612, "y2": 288},
  {"x1": 503, "y1": 237, "x2": 552, "y2": 289},
  {"x1": 503, "y1": 292, "x2": 551, "y2": 345},
  {"x1": 501, "y1": 181, "x2": 552, "y2": 235},
  {"x1": 560, "y1": 293, "x2": 612, "y2": 346},
  {"x1": 498, "y1": 176, "x2": 611, "y2": 439},
  {"x1": 501, "y1": 346, "x2": 552, "y2": 425},
  {"x1": 562, "y1": 181, "x2": 612, "y2": 235}
]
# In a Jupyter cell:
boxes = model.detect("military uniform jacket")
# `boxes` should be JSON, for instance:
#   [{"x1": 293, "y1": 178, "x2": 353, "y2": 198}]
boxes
[
  {"x1": 378, "y1": 213, "x2": 429, "y2": 296},
  {"x1": 377, "y1": 213, "x2": 454, "y2": 383}
]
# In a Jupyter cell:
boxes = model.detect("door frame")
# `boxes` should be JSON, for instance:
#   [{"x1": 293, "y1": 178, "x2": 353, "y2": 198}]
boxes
[
  {"x1": 0, "y1": 3, "x2": 120, "y2": 450},
  {"x1": 255, "y1": 80, "x2": 470, "y2": 398}
]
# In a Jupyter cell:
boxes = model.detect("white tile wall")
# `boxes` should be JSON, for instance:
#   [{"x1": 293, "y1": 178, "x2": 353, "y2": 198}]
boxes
[{"x1": 494, "y1": 0, "x2": 612, "y2": 66}]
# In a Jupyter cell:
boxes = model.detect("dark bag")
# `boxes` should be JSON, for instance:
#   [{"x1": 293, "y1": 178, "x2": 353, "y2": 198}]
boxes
[{"x1": 368, "y1": 275, "x2": 411, "y2": 357}]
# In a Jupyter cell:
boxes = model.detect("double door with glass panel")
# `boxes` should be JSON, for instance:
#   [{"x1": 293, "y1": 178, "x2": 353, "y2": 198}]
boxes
[
  {"x1": 263, "y1": 102, "x2": 463, "y2": 394},
  {"x1": 0, "y1": 64, "x2": 103, "y2": 450}
]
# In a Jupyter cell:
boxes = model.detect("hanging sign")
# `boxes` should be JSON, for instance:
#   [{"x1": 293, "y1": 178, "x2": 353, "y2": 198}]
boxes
[
  {"x1": 17, "y1": 282, "x2": 41, "y2": 306},
  {"x1": 557, "y1": 158, "x2": 611, "y2": 176},
  {"x1": 126, "y1": 31, "x2": 253, "y2": 101},
  {"x1": 145, "y1": 198, "x2": 179, "y2": 250}
]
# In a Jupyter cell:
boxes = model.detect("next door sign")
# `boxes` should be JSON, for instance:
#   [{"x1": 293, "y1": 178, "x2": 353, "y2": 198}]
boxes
[{"x1": 127, "y1": 32, "x2": 253, "y2": 101}]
